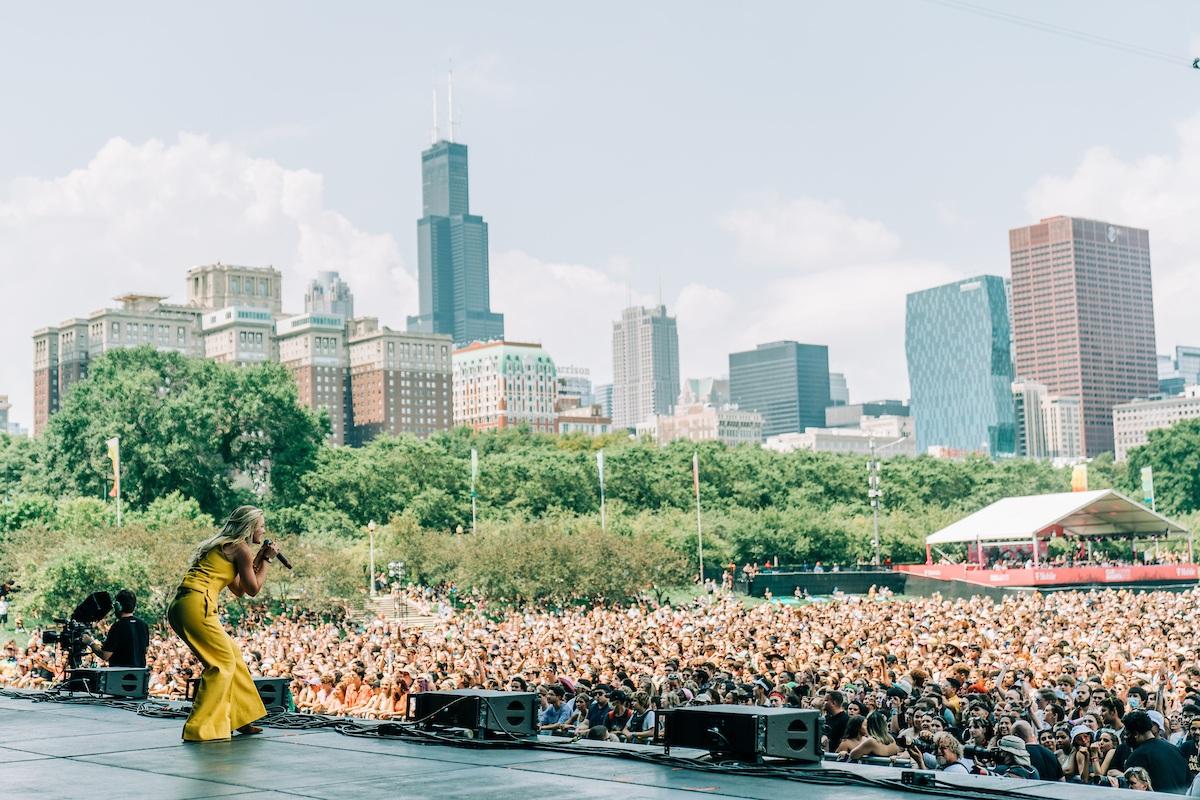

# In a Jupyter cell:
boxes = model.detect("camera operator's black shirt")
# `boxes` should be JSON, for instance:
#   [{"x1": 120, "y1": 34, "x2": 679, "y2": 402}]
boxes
[
  {"x1": 1027, "y1": 743, "x2": 1062, "y2": 782},
  {"x1": 102, "y1": 616, "x2": 149, "y2": 668},
  {"x1": 1125, "y1": 738, "x2": 1190, "y2": 794},
  {"x1": 1177, "y1": 738, "x2": 1198, "y2": 778},
  {"x1": 824, "y1": 710, "x2": 849, "y2": 751}
]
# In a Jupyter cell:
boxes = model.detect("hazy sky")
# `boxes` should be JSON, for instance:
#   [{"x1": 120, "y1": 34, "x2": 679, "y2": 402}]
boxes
[{"x1": 2, "y1": 1, "x2": 1199, "y2": 428}]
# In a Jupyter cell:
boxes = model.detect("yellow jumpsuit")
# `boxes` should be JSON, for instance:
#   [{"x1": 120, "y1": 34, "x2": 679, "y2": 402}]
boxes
[{"x1": 167, "y1": 548, "x2": 267, "y2": 741}]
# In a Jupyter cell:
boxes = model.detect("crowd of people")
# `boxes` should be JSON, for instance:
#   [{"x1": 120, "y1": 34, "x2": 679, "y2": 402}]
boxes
[{"x1": 4, "y1": 585, "x2": 1200, "y2": 792}]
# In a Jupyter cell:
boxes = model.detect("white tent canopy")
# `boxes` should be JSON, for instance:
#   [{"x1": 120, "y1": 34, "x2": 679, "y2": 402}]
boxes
[{"x1": 925, "y1": 489, "x2": 1188, "y2": 546}]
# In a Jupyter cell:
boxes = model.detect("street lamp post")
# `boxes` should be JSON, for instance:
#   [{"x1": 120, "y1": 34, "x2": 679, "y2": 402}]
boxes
[
  {"x1": 368, "y1": 520, "x2": 377, "y2": 598},
  {"x1": 867, "y1": 436, "x2": 909, "y2": 567},
  {"x1": 868, "y1": 440, "x2": 881, "y2": 566}
]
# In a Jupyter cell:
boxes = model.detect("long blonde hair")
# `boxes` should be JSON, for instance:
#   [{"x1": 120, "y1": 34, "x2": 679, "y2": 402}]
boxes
[{"x1": 191, "y1": 505, "x2": 263, "y2": 567}]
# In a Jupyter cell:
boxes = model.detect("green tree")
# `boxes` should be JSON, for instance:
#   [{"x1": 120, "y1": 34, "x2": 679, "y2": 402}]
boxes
[
  {"x1": 1126, "y1": 420, "x2": 1200, "y2": 515},
  {"x1": 14, "y1": 539, "x2": 151, "y2": 621},
  {"x1": 42, "y1": 347, "x2": 327, "y2": 516},
  {"x1": 0, "y1": 494, "x2": 57, "y2": 534},
  {"x1": 0, "y1": 433, "x2": 53, "y2": 499}
]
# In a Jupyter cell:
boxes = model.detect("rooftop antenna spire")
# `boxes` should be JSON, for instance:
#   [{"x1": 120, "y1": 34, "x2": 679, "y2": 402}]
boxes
[
  {"x1": 447, "y1": 66, "x2": 456, "y2": 142},
  {"x1": 431, "y1": 84, "x2": 440, "y2": 143}
]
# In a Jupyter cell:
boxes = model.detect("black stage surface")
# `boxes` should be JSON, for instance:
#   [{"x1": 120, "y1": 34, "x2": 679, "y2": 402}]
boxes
[{"x1": 0, "y1": 691, "x2": 1156, "y2": 799}]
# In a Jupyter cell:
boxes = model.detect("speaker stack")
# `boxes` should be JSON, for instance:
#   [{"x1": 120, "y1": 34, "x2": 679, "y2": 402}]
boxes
[
  {"x1": 253, "y1": 677, "x2": 291, "y2": 712},
  {"x1": 404, "y1": 689, "x2": 537, "y2": 741},
  {"x1": 64, "y1": 667, "x2": 149, "y2": 699},
  {"x1": 185, "y1": 676, "x2": 292, "y2": 712},
  {"x1": 662, "y1": 705, "x2": 821, "y2": 763}
]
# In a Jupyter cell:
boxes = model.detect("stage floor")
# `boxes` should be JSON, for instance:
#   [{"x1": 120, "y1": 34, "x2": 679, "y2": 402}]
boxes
[{"x1": 0, "y1": 692, "x2": 1141, "y2": 799}]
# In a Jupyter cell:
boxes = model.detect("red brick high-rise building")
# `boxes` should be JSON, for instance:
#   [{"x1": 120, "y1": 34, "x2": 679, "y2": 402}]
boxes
[{"x1": 1008, "y1": 216, "x2": 1157, "y2": 457}]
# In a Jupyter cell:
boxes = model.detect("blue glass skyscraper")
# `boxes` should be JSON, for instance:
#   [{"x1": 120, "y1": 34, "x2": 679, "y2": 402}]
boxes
[
  {"x1": 905, "y1": 275, "x2": 1015, "y2": 456},
  {"x1": 406, "y1": 139, "x2": 504, "y2": 345}
]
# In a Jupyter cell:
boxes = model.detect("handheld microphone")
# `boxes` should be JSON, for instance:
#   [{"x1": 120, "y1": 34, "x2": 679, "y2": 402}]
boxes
[{"x1": 262, "y1": 539, "x2": 293, "y2": 570}]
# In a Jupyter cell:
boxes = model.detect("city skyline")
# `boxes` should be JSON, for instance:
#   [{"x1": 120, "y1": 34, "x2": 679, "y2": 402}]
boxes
[{"x1": 3, "y1": 3, "x2": 1200, "y2": 428}]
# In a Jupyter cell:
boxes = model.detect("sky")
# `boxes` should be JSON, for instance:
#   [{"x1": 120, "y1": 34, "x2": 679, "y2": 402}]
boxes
[{"x1": 2, "y1": 1, "x2": 1200, "y2": 429}]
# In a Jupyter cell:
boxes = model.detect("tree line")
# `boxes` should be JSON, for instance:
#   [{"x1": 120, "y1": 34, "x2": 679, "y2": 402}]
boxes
[{"x1": 1, "y1": 347, "x2": 1197, "y2": 613}]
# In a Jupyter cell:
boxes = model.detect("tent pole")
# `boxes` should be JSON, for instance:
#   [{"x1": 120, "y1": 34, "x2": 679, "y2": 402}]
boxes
[{"x1": 1032, "y1": 532, "x2": 1039, "y2": 568}]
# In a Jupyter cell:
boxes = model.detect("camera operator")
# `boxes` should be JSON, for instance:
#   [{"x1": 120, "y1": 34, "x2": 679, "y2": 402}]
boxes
[
  {"x1": 933, "y1": 732, "x2": 970, "y2": 774},
  {"x1": 992, "y1": 736, "x2": 1041, "y2": 779},
  {"x1": 81, "y1": 589, "x2": 149, "y2": 668}
]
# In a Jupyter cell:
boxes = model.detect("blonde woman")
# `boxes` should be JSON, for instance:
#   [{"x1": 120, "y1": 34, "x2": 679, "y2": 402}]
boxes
[{"x1": 167, "y1": 506, "x2": 278, "y2": 742}]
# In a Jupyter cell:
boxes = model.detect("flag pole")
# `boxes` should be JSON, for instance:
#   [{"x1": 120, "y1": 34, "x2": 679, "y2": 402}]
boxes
[
  {"x1": 693, "y1": 451, "x2": 704, "y2": 583},
  {"x1": 106, "y1": 436, "x2": 122, "y2": 528},
  {"x1": 597, "y1": 449, "x2": 607, "y2": 532},
  {"x1": 470, "y1": 447, "x2": 479, "y2": 535}
]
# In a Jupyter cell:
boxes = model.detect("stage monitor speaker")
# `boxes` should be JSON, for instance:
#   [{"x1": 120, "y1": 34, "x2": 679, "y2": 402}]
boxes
[
  {"x1": 663, "y1": 705, "x2": 821, "y2": 763},
  {"x1": 65, "y1": 667, "x2": 148, "y2": 699},
  {"x1": 253, "y1": 677, "x2": 290, "y2": 712},
  {"x1": 407, "y1": 689, "x2": 536, "y2": 740}
]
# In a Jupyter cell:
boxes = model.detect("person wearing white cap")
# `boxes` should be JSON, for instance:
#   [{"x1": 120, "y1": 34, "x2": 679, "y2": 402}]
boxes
[{"x1": 1064, "y1": 725, "x2": 1093, "y2": 782}]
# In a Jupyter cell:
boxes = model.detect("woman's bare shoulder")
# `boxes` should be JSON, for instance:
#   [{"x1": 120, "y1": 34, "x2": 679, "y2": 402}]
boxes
[{"x1": 222, "y1": 541, "x2": 254, "y2": 561}]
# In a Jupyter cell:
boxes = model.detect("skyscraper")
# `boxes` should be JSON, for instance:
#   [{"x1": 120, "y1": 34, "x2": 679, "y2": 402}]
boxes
[
  {"x1": 728, "y1": 341, "x2": 830, "y2": 439},
  {"x1": 828, "y1": 372, "x2": 849, "y2": 406},
  {"x1": 1009, "y1": 216, "x2": 1157, "y2": 457},
  {"x1": 1011, "y1": 380, "x2": 1048, "y2": 459},
  {"x1": 305, "y1": 271, "x2": 355, "y2": 319},
  {"x1": 905, "y1": 275, "x2": 1015, "y2": 456},
  {"x1": 406, "y1": 137, "x2": 503, "y2": 346},
  {"x1": 611, "y1": 305, "x2": 680, "y2": 430}
]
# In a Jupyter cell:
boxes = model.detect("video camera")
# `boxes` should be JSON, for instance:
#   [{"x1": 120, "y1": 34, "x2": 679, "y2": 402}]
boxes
[
  {"x1": 41, "y1": 592, "x2": 113, "y2": 669},
  {"x1": 962, "y1": 743, "x2": 1004, "y2": 762},
  {"x1": 898, "y1": 732, "x2": 937, "y2": 753}
]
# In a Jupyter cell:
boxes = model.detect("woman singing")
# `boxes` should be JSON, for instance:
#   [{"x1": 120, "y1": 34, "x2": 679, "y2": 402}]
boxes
[{"x1": 168, "y1": 505, "x2": 278, "y2": 742}]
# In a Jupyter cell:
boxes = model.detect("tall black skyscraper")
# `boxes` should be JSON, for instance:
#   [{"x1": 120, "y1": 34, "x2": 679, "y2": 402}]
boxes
[
  {"x1": 406, "y1": 138, "x2": 504, "y2": 345},
  {"x1": 729, "y1": 341, "x2": 831, "y2": 438}
]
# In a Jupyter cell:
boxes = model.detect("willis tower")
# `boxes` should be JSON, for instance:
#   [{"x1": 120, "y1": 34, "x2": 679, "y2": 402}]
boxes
[{"x1": 407, "y1": 86, "x2": 504, "y2": 345}]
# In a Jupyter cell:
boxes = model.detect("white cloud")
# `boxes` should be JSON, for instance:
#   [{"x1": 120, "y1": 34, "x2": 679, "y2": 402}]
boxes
[
  {"x1": 0, "y1": 133, "x2": 415, "y2": 428},
  {"x1": 721, "y1": 195, "x2": 901, "y2": 270},
  {"x1": 1026, "y1": 114, "x2": 1200, "y2": 356},
  {"x1": 492, "y1": 199, "x2": 960, "y2": 405},
  {"x1": 490, "y1": 249, "x2": 651, "y2": 385},
  {"x1": 705, "y1": 195, "x2": 964, "y2": 402}
]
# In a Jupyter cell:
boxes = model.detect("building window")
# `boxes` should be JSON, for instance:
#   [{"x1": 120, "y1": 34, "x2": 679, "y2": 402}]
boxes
[{"x1": 230, "y1": 276, "x2": 241, "y2": 294}]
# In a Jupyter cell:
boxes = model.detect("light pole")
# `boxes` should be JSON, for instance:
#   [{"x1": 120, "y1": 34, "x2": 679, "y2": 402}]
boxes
[
  {"x1": 868, "y1": 441, "x2": 881, "y2": 566},
  {"x1": 368, "y1": 520, "x2": 377, "y2": 598},
  {"x1": 868, "y1": 436, "x2": 909, "y2": 567}
]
